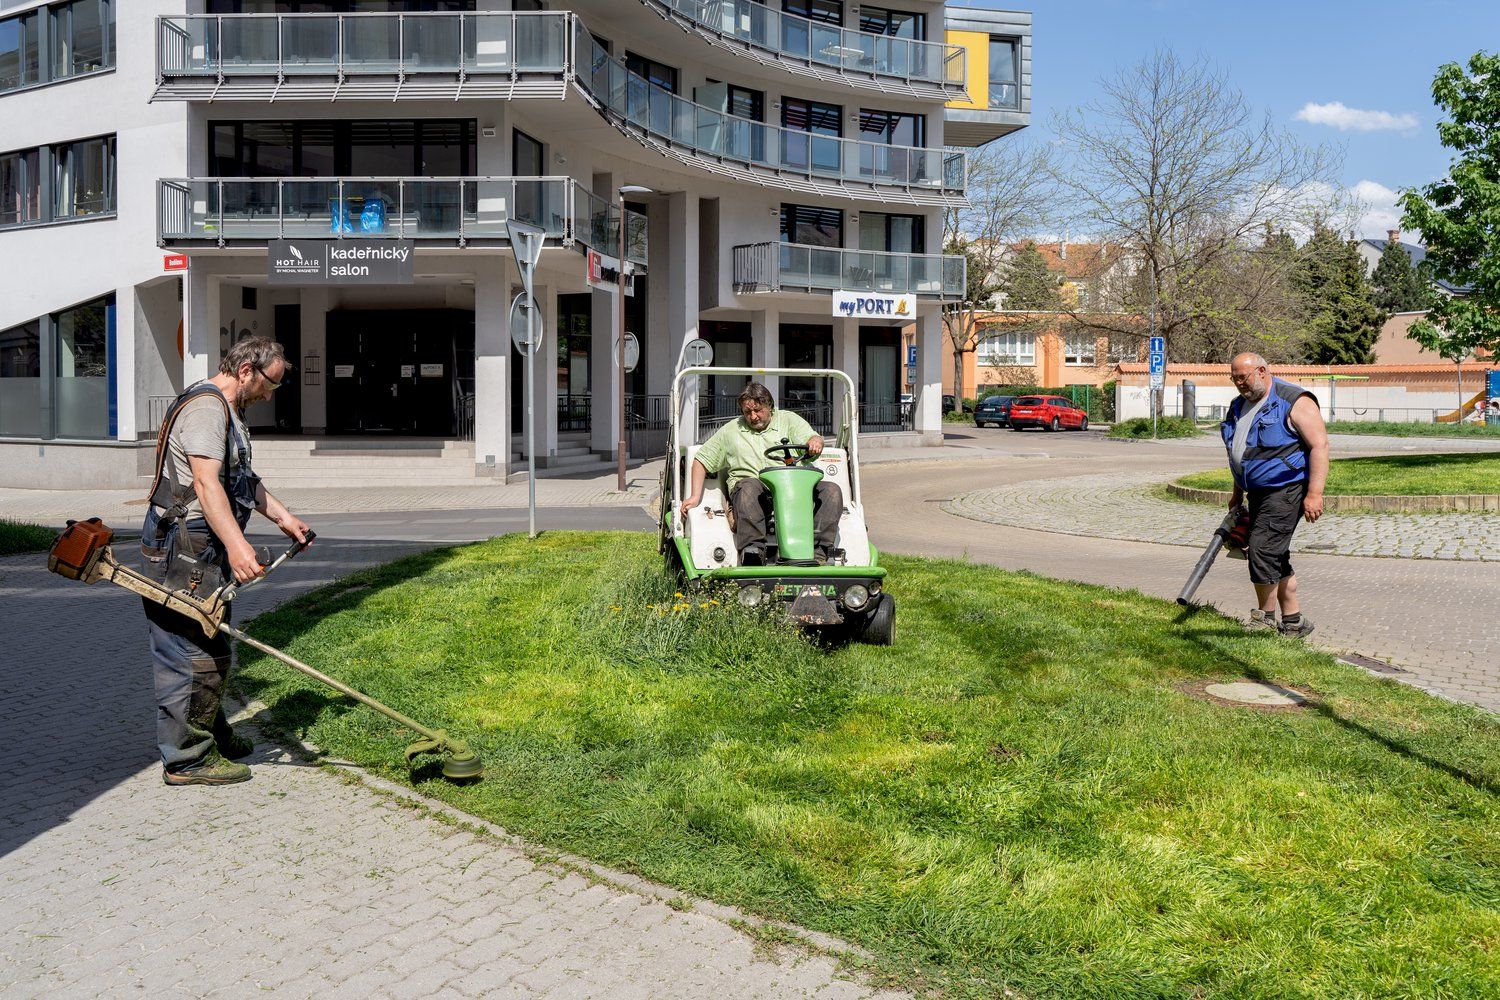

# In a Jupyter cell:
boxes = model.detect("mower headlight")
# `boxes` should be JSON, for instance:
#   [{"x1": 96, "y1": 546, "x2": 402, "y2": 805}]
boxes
[
  {"x1": 843, "y1": 584, "x2": 869, "y2": 611},
  {"x1": 737, "y1": 585, "x2": 764, "y2": 608}
]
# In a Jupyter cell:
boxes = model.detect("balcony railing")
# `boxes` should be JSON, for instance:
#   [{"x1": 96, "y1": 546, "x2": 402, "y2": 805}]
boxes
[
  {"x1": 573, "y1": 24, "x2": 965, "y2": 196},
  {"x1": 158, "y1": 176, "x2": 645, "y2": 262},
  {"x1": 643, "y1": 0, "x2": 965, "y2": 92},
  {"x1": 156, "y1": 11, "x2": 571, "y2": 78},
  {"x1": 733, "y1": 242, "x2": 964, "y2": 298}
]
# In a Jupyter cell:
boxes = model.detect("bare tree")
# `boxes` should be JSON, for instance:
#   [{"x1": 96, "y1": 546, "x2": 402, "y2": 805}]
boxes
[
  {"x1": 944, "y1": 141, "x2": 1057, "y2": 411},
  {"x1": 1052, "y1": 50, "x2": 1350, "y2": 364}
]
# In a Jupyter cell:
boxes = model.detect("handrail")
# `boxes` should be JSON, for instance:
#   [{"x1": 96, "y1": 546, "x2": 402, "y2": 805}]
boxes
[
  {"x1": 572, "y1": 21, "x2": 965, "y2": 193},
  {"x1": 643, "y1": 0, "x2": 965, "y2": 89},
  {"x1": 733, "y1": 241, "x2": 965, "y2": 298}
]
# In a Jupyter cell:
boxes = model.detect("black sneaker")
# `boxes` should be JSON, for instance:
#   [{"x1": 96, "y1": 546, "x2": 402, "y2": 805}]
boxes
[
  {"x1": 163, "y1": 749, "x2": 251, "y2": 786},
  {"x1": 1279, "y1": 615, "x2": 1315, "y2": 639}
]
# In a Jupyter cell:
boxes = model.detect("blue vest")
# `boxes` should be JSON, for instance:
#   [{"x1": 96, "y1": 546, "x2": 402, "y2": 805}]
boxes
[{"x1": 1220, "y1": 378, "x2": 1316, "y2": 490}]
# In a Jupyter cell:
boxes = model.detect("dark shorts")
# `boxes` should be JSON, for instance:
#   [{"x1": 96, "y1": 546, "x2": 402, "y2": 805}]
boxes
[{"x1": 1246, "y1": 482, "x2": 1305, "y2": 585}]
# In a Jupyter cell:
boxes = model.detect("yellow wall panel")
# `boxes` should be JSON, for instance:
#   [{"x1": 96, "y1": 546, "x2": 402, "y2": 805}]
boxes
[{"x1": 945, "y1": 30, "x2": 989, "y2": 110}]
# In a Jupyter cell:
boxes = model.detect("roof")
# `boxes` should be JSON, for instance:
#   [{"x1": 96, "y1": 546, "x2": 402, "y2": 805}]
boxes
[
  {"x1": 1013, "y1": 242, "x2": 1128, "y2": 281},
  {"x1": 1361, "y1": 239, "x2": 1471, "y2": 294}
]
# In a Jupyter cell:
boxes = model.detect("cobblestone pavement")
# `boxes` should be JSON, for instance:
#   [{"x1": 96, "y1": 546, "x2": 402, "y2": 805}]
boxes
[
  {"x1": 943, "y1": 470, "x2": 1500, "y2": 561},
  {"x1": 0, "y1": 523, "x2": 902, "y2": 1000}
]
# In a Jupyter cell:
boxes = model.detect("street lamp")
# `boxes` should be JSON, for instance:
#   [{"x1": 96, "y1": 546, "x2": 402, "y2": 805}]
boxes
[{"x1": 617, "y1": 184, "x2": 652, "y2": 491}]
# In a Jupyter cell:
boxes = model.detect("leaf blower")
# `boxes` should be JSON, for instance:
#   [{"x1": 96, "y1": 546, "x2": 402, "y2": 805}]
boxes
[
  {"x1": 47, "y1": 518, "x2": 482, "y2": 782},
  {"x1": 1176, "y1": 506, "x2": 1251, "y2": 607}
]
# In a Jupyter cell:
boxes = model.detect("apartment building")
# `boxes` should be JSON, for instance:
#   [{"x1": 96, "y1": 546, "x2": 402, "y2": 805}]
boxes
[{"x1": 0, "y1": 1, "x2": 1028, "y2": 488}]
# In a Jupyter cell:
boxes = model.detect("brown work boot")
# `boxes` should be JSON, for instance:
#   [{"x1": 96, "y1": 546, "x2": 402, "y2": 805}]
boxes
[
  {"x1": 163, "y1": 748, "x2": 251, "y2": 786},
  {"x1": 212, "y1": 707, "x2": 254, "y2": 761},
  {"x1": 1245, "y1": 609, "x2": 1278, "y2": 632}
]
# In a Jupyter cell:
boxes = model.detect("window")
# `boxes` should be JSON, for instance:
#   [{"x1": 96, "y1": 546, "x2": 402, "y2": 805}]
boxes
[
  {"x1": 858, "y1": 6, "x2": 925, "y2": 39},
  {"x1": 781, "y1": 204, "x2": 842, "y2": 247},
  {"x1": 624, "y1": 51, "x2": 678, "y2": 93},
  {"x1": 0, "y1": 1, "x2": 114, "y2": 95},
  {"x1": 726, "y1": 83, "x2": 764, "y2": 122},
  {"x1": 858, "y1": 109, "x2": 925, "y2": 147},
  {"x1": 782, "y1": 97, "x2": 842, "y2": 136},
  {"x1": 53, "y1": 295, "x2": 111, "y2": 439},
  {"x1": 210, "y1": 120, "x2": 476, "y2": 177},
  {"x1": 53, "y1": 135, "x2": 115, "y2": 219},
  {"x1": 1, "y1": 148, "x2": 41, "y2": 226},
  {"x1": 977, "y1": 331, "x2": 1035, "y2": 366},
  {"x1": 989, "y1": 36, "x2": 1019, "y2": 110},
  {"x1": 0, "y1": 319, "x2": 42, "y2": 438},
  {"x1": 0, "y1": 10, "x2": 40, "y2": 91},
  {"x1": 859, "y1": 212, "x2": 924, "y2": 254},
  {"x1": 1064, "y1": 332, "x2": 1097, "y2": 366},
  {"x1": 781, "y1": 97, "x2": 842, "y2": 173}
]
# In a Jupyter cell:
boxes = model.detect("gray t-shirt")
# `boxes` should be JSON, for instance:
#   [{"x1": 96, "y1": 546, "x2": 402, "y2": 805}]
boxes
[
  {"x1": 162, "y1": 387, "x2": 250, "y2": 520},
  {"x1": 1229, "y1": 392, "x2": 1269, "y2": 485}
]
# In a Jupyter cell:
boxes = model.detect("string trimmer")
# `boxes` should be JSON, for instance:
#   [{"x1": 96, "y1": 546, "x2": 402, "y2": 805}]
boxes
[{"x1": 47, "y1": 518, "x2": 483, "y2": 782}]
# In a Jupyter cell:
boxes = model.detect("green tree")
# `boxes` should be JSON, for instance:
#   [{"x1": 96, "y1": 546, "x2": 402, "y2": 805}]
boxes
[
  {"x1": 1296, "y1": 224, "x2": 1385, "y2": 364},
  {"x1": 1369, "y1": 239, "x2": 1430, "y2": 313},
  {"x1": 1400, "y1": 50, "x2": 1500, "y2": 412},
  {"x1": 998, "y1": 241, "x2": 1062, "y2": 310}
]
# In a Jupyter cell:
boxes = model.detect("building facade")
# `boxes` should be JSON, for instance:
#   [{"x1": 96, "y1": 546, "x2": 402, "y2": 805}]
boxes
[{"x1": 0, "y1": 1, "x2": 1028, "y2": 488}]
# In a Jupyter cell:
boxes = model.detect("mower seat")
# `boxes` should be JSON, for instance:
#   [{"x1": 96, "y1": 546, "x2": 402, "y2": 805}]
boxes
[{"x1": 682, "y1": 445, "x2": 738, "y2": 570}]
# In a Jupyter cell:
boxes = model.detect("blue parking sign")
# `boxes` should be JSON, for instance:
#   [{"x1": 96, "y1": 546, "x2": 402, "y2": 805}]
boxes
[
  {"x1": 1149, "y1": 352, "x2": 1165, "y2": 375},
  {"x1": 1149, "y1": 336, "x2": 1165, "y2": 354}
]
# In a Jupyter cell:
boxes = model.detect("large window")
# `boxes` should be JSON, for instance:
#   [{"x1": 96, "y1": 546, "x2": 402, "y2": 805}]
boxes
[
  {"x1": 859, "y1": 109, "x2": 925, "y2": 147},
  {"x1": 211, "y1": 119, "x2": 476, "y2": 177},
  {"x1": 0, "y1": 135, "x2": 115, "y2": 229},
  {"x1": 781, "y1": 97, "x2": 842, "y2": 174},
  {"x1": 624, "y1": 51, "x2": 678, "y2": 93},
  {"x1": 1064, "y1": 332, "x2": 1097, "y2": 366},
  {"x1": 0, "y1": 1, "x2": 114, "y2": 96},
  {"x1": 858, "y1": 6, "x2": 925, "y2": 39},
  {"x1": 1, "y1": 148, "x2": 41, "y2": 226},
  {"x1": 989, "y1": 36, "x2": 1019, "y2": 110},
  {"x1": 859, "y1": 212, "x2": 924, "y2": 254},
  {"x1": 977, "y1": 330, "x2": 1035, "y2": 366},
  {"x1": 781, "y1": 204, "x2": 842, "y2": 247},
  {"x1": 0, "y1": 320, "x2": 42, "y2": 438},
  {"x1": 0, "y1": 294, "x2": 114, "y2": 440}
]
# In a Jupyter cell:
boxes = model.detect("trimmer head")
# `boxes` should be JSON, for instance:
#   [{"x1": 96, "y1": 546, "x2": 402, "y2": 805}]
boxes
[{"x1": 405, "y1": 732, "x2": 483, "y2": 783}]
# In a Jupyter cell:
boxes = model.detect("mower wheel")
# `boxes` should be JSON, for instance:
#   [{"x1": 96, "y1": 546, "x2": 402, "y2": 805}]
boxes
[{"x1": 859, "y1": 593, "x2": 896, "y2": 646}]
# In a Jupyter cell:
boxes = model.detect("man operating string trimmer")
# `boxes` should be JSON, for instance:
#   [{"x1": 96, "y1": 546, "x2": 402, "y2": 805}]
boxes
[
  {"x1": 141, "y1": 337, "x2": 311, "y2": 786},
  {"x1": 1221, "y1": 352, "x2": 1329, "y2": 638}
]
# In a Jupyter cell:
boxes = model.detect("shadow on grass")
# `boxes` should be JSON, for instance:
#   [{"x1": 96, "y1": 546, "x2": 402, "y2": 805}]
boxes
[{"x1": 1174, "y1": 604, "x2": 1499, "y2": 796}]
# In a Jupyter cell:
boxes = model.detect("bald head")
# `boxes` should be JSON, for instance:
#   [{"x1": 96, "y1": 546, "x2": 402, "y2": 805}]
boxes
[{"x1": 1230, "y1": 353, "x2": 1270, "y2": 401}]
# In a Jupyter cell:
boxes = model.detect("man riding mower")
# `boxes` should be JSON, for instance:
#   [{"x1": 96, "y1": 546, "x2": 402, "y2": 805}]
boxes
[{"x1": 662, "y1": 368, "x2": 895, "y2": 645}]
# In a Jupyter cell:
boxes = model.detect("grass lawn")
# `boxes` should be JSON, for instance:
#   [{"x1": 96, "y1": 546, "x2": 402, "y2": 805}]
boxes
[
  {"x1": 1328, "y1": 420, "x2": 1500, "y2": 438},
  {"x1": 237, "y1": 533, "x2": 1499, "y2": 1000},
  {"x1": 0, "y1": 518, "x2": 57, "y2": 556},
  {"x1": 1177, "y1": 453, "x2": 1500, "y2": 497}
]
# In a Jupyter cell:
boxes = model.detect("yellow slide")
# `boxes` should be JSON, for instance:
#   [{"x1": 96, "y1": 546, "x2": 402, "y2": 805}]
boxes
[{"x1": 1437, "y1": 390, "x2": 1487, "y2": 423}]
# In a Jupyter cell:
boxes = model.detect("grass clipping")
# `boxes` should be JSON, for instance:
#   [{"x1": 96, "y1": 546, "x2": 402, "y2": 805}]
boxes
[{"x1": 236, "y1": 532, "x2": 1500, "y2": 1000}]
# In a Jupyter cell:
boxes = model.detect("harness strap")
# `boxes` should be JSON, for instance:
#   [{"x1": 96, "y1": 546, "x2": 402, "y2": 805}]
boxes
[{"x1": 145, "y1": 383, "x2": 235, "y2": 515}]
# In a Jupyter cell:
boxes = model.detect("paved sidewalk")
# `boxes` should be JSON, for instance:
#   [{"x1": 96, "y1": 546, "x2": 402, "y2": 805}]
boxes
[
  {"x1": 0, "y1": 530, "x2": 902, "y2": 999},
  {"x1": 945, "y1": 471, "x2": 1500, "y2": 561}
]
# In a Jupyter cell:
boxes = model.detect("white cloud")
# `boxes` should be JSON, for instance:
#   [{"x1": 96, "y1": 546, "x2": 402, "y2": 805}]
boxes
[
  {"x1": 1294, "y1": 101, "x2": 1418, "y2": 132},
  {"x1": 1350, "y1": 180, "x2": 1403, "y2": 239}
]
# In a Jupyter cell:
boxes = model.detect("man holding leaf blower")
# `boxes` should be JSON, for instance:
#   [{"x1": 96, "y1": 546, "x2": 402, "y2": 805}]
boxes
[
  {"x1": 141, "y1": 337, "x2": 311, "y2": 786},
  {"x1": 1222, "y1": 352, "x2": 1329, "y2": 638}
]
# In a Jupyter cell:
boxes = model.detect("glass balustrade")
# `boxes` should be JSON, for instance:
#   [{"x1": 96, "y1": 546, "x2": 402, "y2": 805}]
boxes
[
  {"x1": 735, "y1": 242, "x2": 964, "y2": 297},
  {"x1": 157, "y1": 12, "x2": 568, "y2": 77},
  {"x1": 651, "y1": 0, "x2": 964, "y2": 88}
]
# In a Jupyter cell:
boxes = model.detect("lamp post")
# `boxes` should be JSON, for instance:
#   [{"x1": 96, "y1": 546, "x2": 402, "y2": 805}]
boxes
[{"x1": 616, "y1": 184, "x2": 652, "y2": 492}]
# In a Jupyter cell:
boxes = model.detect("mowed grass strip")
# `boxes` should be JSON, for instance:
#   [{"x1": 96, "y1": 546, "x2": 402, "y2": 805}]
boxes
[
  {"x1": 0, "y1": 518, "x2": 58, "y2": 556},
  {"x1": 1327, "y1": 420, "x2": 1500, "y2": 438},
  {"x1": 1178, "y1": 452, "x2": 1500, "y2": 497},
  {"x1": 237, "y1": 532, "x2": 1500, "y2": 1000}
]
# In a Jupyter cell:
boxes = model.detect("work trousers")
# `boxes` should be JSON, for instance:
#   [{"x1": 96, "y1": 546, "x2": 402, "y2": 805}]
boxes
[
  {"x1": 146, "y1": 598, "x2": 233, "y2": 770},
  {"x1": 1246, "y1": 481, "x2": 1305, "y2": 586},
  {"x1": 730, "y1": 478, "x2": 843, "y2": 556}
]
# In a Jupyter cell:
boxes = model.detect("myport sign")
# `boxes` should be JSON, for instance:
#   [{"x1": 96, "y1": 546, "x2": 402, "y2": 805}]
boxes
[
  {"x1": 833, "y1": 291, "x2": 915, "y2": 320},
  {"x1": 268, "y1": 239, "x2": 414, "y2": 285}
]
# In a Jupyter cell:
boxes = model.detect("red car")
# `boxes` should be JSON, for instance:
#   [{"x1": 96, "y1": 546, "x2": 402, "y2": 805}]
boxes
[{"x1": 1008, "y1": 395, "x2": 1090, "y2": 431}]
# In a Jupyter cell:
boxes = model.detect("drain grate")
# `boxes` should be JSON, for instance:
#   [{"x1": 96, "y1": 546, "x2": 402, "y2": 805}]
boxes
[{"x1": 1339, "y1": 652, "x2": 1408, "y2": 675}]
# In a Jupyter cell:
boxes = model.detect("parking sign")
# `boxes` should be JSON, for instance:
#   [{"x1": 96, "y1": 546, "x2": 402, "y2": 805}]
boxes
[
  {"x1": 1149, "y1": 336, "x2": 1165, "y2": 354},
  {"x1": 1149, "y1": 352, "x2": 1165, "y2": 375}
]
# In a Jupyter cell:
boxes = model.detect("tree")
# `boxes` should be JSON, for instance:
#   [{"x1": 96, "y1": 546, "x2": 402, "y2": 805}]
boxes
[
  {"x1": 1296, "y1": 224, "x2": 1385, "y2": 364},
  {"x1": 1369, "y1": 239, "x2": 1430, "y2": 313},
  {"x1": 1399, "y1": 50, "x2": 1500, "y2": 410},
  {"x1": 1051, "y1": 50, "x2": 1349, "y2": 364},
  {"x1": 998, "y1": 241, "x2": 1062, "y2": 310},
  {"x1": 943, "y1": 142, "x2": 1057, "y2": 412}
]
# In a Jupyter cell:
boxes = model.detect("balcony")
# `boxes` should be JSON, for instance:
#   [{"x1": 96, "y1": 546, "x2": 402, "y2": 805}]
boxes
[
  {"x1": 635, "y1": 0, "x2": 966, "y2": 101},
  {"x1": 153, "y1": 11, "x2": 572, "y2": 101},
  {"x1": 733, "y1": 243, "x2": 964, "y2": 299},
  {"x1": 158, "y1": 176, "x2": 647, "y2": 263},
  {"x1": 572, "y1": 25, "x2": 966, "y2": 207}
]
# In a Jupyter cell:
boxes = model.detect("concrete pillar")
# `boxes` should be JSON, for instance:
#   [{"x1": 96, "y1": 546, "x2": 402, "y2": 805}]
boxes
[
  {"x1": 113, "y1": 284, "x2": 138, "y2": 441},
  {"x1": 751, "y1": 307, "x2": 779, "y2": 396},
  {"x1": 645, "y1": 196, "x2": 673, "y2": 396},
  {"x1": 474, "y1": 256, "x2": 511, "y2": 478},
  {"x1": 832, "y1": 317, "x2": 859, "y2": 435},
  {"x1": 663, "y1": 192, "x2": 700, "y2": 442},
  {"x1": 590, "y1": 284, "x2": 621, "y2": 458},
  {"x1": 913, "y1": 306, "x2": 943, "y2": 441},
  {"x1": 182, "y1": 264, "x2": 219, "y2": 385}
]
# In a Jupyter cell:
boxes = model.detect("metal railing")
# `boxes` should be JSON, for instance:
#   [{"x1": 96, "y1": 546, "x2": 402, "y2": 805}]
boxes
[
  {"x1": 626, "y1": 393, "x2": 672, "y2": 456},
  {"x1": 572, "y1": 23, "x2": 965, "y2": 194},
  {"x1": 645, "y1": 0, "x2": 965, "y2": 89},
  {"x1": 156, "y1": 11, "x2": 571, "y2": 78},
  {"x1": 859, "y1": 401, "x2": 912, "y2": 432},
  {"x1": 557, "y1": 393, "x2": 591, "y2": 432},
  {"x1": 733, "y1": 242, "x2": 966, "y2": 298},
  {"x1": 158, "y1": 176, "x2": 646, "y2": 261}
]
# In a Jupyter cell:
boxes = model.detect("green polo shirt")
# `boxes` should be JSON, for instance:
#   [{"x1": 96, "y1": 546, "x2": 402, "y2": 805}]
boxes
[{"x1": 694, "y1": 409, "x2": 817, "y2": 492}]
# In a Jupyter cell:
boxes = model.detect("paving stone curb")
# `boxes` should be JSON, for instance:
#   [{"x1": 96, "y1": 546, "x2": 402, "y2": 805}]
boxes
[{"x1": 1167, "y1": 482, "x2": 1500, "y2": 514}]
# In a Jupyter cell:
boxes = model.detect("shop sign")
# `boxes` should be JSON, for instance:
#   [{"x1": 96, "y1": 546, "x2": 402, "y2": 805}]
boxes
[
  {"x1": 268, "y1": 239, "x2": 414, "y2": 285},
  {"x1": 587, "y1": 249, "x2": 635, "y2": 296},
  {"x1": 420, "y1": 363, "x2": 444, "y2": 377},
  {"x1": 163, "y1": 253, "x2": 189, "y2": 272},
  {"x1": 833, "y1": 291, "x2": 914, "y2": 320}
]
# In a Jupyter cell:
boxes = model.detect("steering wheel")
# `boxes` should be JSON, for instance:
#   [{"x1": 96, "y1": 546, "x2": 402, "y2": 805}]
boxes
[{"x1": 763, "y1": 437, "x2": 811, "y2": 466}]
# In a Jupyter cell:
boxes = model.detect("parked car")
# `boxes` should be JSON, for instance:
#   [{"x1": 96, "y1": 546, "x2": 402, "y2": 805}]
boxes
[
  {"x1": 942, "y1": 394, "x2": 957, "y2": 413},
  {"x1": 1008, "y1": 395, "x2": 1089, "y2": 431},
  {"x1": 973, "y1": 395, "x2": 1014, "y2": 428}
]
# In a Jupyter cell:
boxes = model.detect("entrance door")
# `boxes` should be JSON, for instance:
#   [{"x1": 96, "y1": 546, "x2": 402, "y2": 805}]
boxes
[
  {"x1": 860, "y1": 327, "x2": 901, "y2": 430},
  {"x1": 326, "y1": 309, "x2": 468, "y2": 434}
]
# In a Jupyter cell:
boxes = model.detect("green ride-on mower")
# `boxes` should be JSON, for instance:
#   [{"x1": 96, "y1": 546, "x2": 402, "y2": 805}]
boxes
[{"x1": 660, "y1": 366, "x2": 894, "y2": 645}]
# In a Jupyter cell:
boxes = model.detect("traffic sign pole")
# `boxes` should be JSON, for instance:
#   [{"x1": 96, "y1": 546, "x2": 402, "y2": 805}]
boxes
[{"x1": 506, "y1": 220, "x2": 547, "y2": 538}]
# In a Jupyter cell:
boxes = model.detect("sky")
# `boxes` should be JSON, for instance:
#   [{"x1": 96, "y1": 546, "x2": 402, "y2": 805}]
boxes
[{"x1": 960, "y1": 0, "x2": 1497, "y2": 239}]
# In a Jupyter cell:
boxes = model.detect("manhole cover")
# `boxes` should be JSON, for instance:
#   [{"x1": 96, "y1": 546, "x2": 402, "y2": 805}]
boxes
[
  {"x1": 1339, "y1": 652, "x2": 1408, "y2": 675},
  {"x1": 1203, "y1": 681, "x2": 1306, "y2": 706}
]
